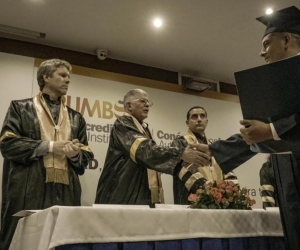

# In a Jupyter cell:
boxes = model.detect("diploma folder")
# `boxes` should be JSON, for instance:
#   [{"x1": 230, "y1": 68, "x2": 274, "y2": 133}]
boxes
[
  {"x1": 234, "y1": 55, "x2": 300, "y2": 153},
  {"x1": 235, "y1": 55, "x2": 300, "y2": 123}
]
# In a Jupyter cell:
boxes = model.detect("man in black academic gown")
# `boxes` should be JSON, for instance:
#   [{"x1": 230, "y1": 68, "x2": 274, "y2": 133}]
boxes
[
  {"x1": 172, "y1": 106, "x2": 238, "y2": 205},
  {"x1": 196, "y1": 6, "x2": 300, "y2": 250},
  {"x1": 0, "y1": 59, "x2": 94, "y2": 250},
  {"x1": 95, "y1": 89, "x2": 210, "y2": 206}
]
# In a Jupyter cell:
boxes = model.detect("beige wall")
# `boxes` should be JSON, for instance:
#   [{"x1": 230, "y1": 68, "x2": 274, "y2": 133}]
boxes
[{"x1": 0, "y1": 53, "x2": 266, "y2": 211}]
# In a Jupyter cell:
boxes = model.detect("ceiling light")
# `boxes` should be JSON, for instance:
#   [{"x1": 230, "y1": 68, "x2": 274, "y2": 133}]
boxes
[
  {"x1": 265, "y1": 8, "x2": 273, "y2": 15},
  {"x1": 0, "y1": 24, "x2": 46, "y2": 39},
  {"x1": 153, "y1": 18, "x2": 162, "y2": 27}
]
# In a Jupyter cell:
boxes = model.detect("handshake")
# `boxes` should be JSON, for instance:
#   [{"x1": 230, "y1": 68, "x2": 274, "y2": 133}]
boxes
[{"x1": 180, "y1": 143, "x2": 211, "y2": 167}]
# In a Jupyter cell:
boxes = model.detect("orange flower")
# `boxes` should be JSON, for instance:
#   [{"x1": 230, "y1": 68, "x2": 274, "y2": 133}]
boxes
[
  {"x1": 210, "y1": 188, "x2": 218, "y2": 195},
  {"x1": 196, "y1": 189, "x2": 203, "y2": 195},
  {"x1": 244, "y1": 196, "x2": 250, "y2": 202}
]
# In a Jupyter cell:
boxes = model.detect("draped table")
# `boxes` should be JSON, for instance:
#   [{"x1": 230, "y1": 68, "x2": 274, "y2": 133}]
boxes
[{"x1": 9, "y1": 205, "x2": 285, "y2": 250}]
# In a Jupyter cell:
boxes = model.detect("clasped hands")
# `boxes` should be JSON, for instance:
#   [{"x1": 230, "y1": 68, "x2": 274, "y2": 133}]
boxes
[
  {"x1": 181, "y1": 143, "x2": 211, "y2": 167},
  {"x1": 52, "y1": 139, "x2": 84, "y2": 158}
]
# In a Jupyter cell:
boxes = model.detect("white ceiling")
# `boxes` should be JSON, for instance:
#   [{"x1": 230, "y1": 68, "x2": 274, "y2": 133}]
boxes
[{"x1": 0, "y1": 0, "x2": 299, "y2": 84}]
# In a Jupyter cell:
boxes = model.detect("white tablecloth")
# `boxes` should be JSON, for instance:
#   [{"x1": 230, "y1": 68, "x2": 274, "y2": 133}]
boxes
[{"x1": 9, "y1": 206, "x2": 283, "y2": 250}]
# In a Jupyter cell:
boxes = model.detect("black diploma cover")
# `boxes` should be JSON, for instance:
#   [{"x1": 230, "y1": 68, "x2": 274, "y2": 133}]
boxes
[{"x1": 234, "y1": 55, "x2": 300, "y2": 153}]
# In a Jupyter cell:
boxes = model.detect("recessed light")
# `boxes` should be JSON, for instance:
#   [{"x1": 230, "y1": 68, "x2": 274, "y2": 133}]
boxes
[
  {"x1": 153, "y1": 18, "x2": 162, "y2": 28},
  {"x1": 265, "y1": 8, "x2": 273, "y2": 14}
]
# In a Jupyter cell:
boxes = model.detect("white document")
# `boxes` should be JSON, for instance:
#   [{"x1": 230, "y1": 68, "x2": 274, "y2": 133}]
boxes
[
  {"x1": 265, "y1": 207, "x2": 280, "y2": 211},
  {"x1": 13, "y1": 210, "x2": 41, "y2": 217},
  {"x1": 92, "y1": 204, "x2": 150, "y2": 209},
  {"x1": 155, "y1": 204, "x2": 189, "y2": 209}
]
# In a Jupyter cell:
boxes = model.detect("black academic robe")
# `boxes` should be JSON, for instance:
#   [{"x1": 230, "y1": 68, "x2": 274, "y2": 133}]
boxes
[
  {"x1": 95, "y1": 115, "x2": 185, "y2": 205},
  {"x1": 210, "y1": 131, "x2": 300, "y2": 250},
  {"x1": 172, "y1": 135, "x2": 206, "y2": 205},
  {"x1": 270, "y1": 112, "x2": 300, "y2": 250},
  {"x1": 259, "y1": 161, "x2": 278, "y2": 208},
  {"x1": 0, "y1": 98, "x2": 94, "y2": 250}
]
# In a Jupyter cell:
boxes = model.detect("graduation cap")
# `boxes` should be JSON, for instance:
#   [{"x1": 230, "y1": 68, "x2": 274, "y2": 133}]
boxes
[{"x1": 256, "y1": 6, "x2": 300, "y2": 38}]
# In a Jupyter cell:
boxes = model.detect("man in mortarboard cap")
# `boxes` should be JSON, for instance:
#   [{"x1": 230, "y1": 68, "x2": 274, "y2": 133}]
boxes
[
  {"x1": 258, "y1": 6, "x2": 300, "y2": 38},
  {"x1": 193, "y1": 6, "x2": 300, "y2": 250},
  {"x1": 238, "y1": 7, "x2": 300, "y2": 249},
  {"x1": 241, "y1": 6, "x2": 300, "y2": 131}
]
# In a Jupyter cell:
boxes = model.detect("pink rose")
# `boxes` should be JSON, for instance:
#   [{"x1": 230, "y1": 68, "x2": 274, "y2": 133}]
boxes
[
  {"x1": 204, "y1": 182, "x2": 211, "y2": 189},
  {"x1": 214, "y1": 192, "x2": 222, "y2": 203},
  {"x1": 217, "y1": 181, "x2": 226, "y2": 189},
  {"x1": 188, "y1": 193, "x2": 198, "y2": 202},
  {"x1": 227, "y1": 181, "x2": 234, "y2": 186},
  {"x1": 225, "y1": 185, "x2": 233, "y2": 194}
]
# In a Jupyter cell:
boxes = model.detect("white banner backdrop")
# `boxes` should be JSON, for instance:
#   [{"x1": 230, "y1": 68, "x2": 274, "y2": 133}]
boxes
[
  {"x1": 1, "y1": 52, "x2": 267, "y2": 210},
  {"x1": 0, "y1": 53, "x2": 36, "y2": 221}
]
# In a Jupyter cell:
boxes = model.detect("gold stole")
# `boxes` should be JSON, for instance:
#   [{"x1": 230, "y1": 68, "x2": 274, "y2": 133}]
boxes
[
  {"x1": 124, "y1": 113, "x2": 164, "y2": 203},
  {"x1": 184, "y1": 129, "x2": 223, "y2": 183},
  {"x1": 33, "y1": 92, "x2": 71, "y2": 185}
]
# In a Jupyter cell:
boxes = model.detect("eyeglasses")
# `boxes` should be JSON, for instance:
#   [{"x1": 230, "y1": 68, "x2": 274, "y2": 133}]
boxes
[{"x1": 129, "y1": 98, "x2": 153, "y2": 106}]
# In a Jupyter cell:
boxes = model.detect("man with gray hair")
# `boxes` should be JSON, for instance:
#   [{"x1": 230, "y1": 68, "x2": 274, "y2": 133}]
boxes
[
  {"x1": 95, "y1": 88, "x2": 210, "y2": 206},
  {"x1": 0, "y1": 59, "x2": 93, "y2": 250}
]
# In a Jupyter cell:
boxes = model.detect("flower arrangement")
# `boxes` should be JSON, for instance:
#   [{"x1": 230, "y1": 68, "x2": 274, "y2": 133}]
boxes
[{"x1": 188, "y1": 180, "x2": 256, "y2": 210}]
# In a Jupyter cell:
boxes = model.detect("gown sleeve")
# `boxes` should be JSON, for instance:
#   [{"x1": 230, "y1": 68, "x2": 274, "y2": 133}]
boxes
[
  {"x1": 0, "y1": 101, "x2": 42, "y2": 165},
  {"x1": 259, "y1": 162, "x2": 277, "y2": 208},
  {"x1": 209, "y1": 134, "x2": 256, "y2": 174},
  {"x1": 111, "y1": 118, "x2": 184, "y2": 175},
  {"x1": 171, "y1": 136, "x2": 207, "y2": 194},
  {"x1": 272, "y1": 112, "x2": 300, "y2": 140}
]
